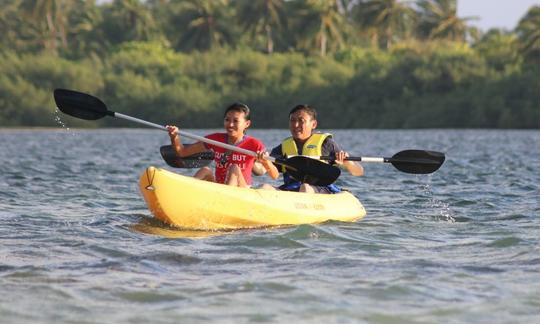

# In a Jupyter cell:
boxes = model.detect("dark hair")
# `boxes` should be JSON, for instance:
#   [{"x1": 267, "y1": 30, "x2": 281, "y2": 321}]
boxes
[
  {"x1": 224, "y1": 102, "x2": 251, "y2": 120},
  {"x1": 289, "y1": 104, "x2": 317, "y2": 121}
]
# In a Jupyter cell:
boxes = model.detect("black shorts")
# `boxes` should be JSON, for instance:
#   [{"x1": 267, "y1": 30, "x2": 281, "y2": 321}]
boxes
[{"x1": 278, "y1": 184, "x2": 333, "y2": 194}]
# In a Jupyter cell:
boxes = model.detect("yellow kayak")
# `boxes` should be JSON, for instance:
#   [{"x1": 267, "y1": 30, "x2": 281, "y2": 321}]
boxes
[{"x1": 139, "y1": 167, "x2": 366, "y2": 230}]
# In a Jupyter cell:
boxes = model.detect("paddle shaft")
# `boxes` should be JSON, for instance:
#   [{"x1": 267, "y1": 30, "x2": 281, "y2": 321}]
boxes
[
  {"x1": 287, "y1": 155, "x2": 386, "y2": 163},
  {"x1": 319, "y1": 156, "x2": 384, "y2": 163},
  {"x1": 179, "y1": 154, "x2": 385, "y2": 163},
  {"x1": 164, "y1": 154, "x2": 433, "y2": 165},
  {"x1": 113, "y1": 112, "x2": 277, "y2": 163}
]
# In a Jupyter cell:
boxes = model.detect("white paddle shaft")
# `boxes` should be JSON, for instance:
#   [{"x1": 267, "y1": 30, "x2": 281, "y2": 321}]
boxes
[
  {"x1": 358, "y1": 157, "x2": 385, "y2": 163},
  {"x1": 287, "y1": 154, "x2": 385, "y2": 163},
  {"x1": 114, "y1": 113, "x2": 276, "y2": 162}
]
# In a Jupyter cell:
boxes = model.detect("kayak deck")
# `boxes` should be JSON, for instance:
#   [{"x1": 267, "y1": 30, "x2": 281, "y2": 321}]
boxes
[{"x1": 139, "y1": 167, "x2": 366, "y2": 230}]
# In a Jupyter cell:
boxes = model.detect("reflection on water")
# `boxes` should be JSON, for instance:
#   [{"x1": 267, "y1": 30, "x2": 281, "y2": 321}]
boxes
[{"x1": 130, "y1": 218, "x2": 227, "y2": 239}]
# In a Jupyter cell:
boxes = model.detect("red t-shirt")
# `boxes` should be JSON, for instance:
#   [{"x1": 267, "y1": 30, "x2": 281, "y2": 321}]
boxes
[{"x1": 204, "y1": 133, "x2": 265, "y2": 185}]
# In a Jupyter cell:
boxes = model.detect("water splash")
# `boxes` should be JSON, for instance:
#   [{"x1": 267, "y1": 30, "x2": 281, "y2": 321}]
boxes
[
  {"x1": 54, "y1": 107, "x2": 70, "y2": 131},
  {"x1": 420, "y1": 183, "x2": 455, "y2": 223},
  {"x1": 53, "y1": 107, "x2": 79, "y2": 140}
]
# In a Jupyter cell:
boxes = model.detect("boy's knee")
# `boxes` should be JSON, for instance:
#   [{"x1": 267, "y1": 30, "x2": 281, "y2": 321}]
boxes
[{"x1": 299, "y1": 183, "x2": 314, "y2": 193}]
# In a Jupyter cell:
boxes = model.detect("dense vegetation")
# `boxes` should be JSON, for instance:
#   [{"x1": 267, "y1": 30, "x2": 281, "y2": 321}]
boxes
[{"x1": 1, "y1": 0, "x2": 539, "y2": 128}]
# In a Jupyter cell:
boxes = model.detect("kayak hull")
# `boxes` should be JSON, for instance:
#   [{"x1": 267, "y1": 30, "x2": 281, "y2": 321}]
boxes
[{"x1": 139, "y1": 167, "x2": 366, "y2": 230}]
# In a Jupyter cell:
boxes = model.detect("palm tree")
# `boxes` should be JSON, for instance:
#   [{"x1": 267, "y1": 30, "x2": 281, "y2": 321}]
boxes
[
  {"x1": 352, "y1": 0, "x2": 416, "y2": 49},
  {"x1": 515, "y1": 5, "x2": 540, "y2": 63},
  {"x1": 235, "y1": 0, "x2": 287, "y2": 54},
  {"x1": 0, "y1": 0, "x2": 24, "y2": 49},
  {"x1": 65, "y1": 0, "x2": 106, "y2": 57},
  {"x1": 100, "y1": 0, "x2": 161, "y2": 46},
  {"x1": 292, "y1": 0, "x2": 347, "y2": 56},
  {"x1": 18, "y1": 0, "x2": 75, "y2": 53},
  {"x1": 169, "y1": 0, "x2": 235, "y2": 51},
  {"x1": 417, "y1": 0, "x2": 477, "y2": 42},
  {"x1": 474, "y1": 29, "x2": 520, "y2": 72}
]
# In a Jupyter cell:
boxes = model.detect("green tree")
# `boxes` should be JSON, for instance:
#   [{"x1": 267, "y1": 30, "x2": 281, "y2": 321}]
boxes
[
  {"x1": 417, "y1": 0, "x2": 478, "y2": 42},
  {"x1": 0, "y1": 0, "x2": 24, "y2": 51},
  {"x1": 99, "y1": 0, "x2": 162, "y2": 47},
  {"x1": 167, "y1": 0, "x2": 236, "y2": 51},
  {"x1": 235, "y1": 0, "x2": 287, "y2": 54},
  {"x1": 62, "y1": 0, "x2": 106, "y2": 58},
  {"x1": 352, "y1": 0, "x2": 416, "y2": 49},
  {"x1": 474, "y1": 29, "x2": 521, "y2": 73},
  {"x1": 516, "y1": 5, "x2": 540, "y2": 63},
  {"x1": 17, "y1": 0, "x2": 76, "y2": 54},
  {"x1": 291, "y1": 0, "x2": 347, "y2": 56}
]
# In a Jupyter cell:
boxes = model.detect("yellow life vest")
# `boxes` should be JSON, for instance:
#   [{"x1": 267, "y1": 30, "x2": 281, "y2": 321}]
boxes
[{"x1": 281, "y1": 133, "x2": 332, "y2": 172}]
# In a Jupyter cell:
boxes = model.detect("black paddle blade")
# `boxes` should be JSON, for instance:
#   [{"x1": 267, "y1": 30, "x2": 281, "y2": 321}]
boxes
[
  {"x1": 278, "y1": 156, "x2": 341, "y2": 186},
  {"x1": 54, "y1": 88, "x2": 110, "y2": 120},
  {"x1": 160, "y1": 145, "x2": 214, "y2": 168},
  {"x1": 389, "y1": 150, "x2": 445, "y2": 174}
]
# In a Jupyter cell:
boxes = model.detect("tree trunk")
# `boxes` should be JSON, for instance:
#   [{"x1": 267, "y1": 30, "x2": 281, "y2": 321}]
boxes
[
  {"x1": 45, "y1": 12, "x2": 57, "y2": 54},
  {"x1": 265, "y1": 24, "x2": 273, "y2": 54},
  {"x1": 386, "y1": 27, "x2": 391, "y2": 49},
  {"x1": 320, "y1": 32, "x2": 327, "y2": 56}
]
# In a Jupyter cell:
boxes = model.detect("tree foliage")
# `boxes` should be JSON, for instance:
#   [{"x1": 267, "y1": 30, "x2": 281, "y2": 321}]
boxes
[
  {"x1": 0, "y1": 0, "x2": 539, "y2": 128},
  {"x1": 417, "y1": 0, "x2": 479, "y2": 42},
  {"x1": 516, "y1": 5, "x2": 540, "y2": 63}
]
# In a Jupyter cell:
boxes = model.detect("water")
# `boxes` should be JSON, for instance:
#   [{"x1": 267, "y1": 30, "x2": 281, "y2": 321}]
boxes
[{"x1": 1, "y1": 128, "x2": 539, "y2": 323}]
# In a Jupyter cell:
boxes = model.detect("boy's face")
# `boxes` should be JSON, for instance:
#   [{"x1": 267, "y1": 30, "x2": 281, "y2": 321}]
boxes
[
  {"x1": 224, "y1": 110, "x2": 250, "y2": 138},
  {"x1": 289, "y1": 110, "x2": 317, "y2": 141}
]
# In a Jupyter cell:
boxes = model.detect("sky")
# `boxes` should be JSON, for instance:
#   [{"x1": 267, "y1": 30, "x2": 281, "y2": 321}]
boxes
[{"x1": 457, "y1": 0, "x2": 540, "y2": 31}]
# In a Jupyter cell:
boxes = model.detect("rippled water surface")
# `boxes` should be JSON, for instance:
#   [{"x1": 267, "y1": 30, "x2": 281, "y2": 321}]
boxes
[{"x1": 1, "y1": 128, "x2": 539, "y2": 323}]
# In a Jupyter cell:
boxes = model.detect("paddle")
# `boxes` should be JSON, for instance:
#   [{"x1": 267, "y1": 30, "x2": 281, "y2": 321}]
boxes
[
  {"x1": 161, "y1": 147, "x2": 444, "y2": 175},
  {"x1": 53, "y1": 88, "x2": 340, "y2": 186},
  {"x1": 160, "y1": 145, "x2": 214, "y2": 168},
  {"x1": 318, "y1": 150, "x2": 445, "y2": 174}
]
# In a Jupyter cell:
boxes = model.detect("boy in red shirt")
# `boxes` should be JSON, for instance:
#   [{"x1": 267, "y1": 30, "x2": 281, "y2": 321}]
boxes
[{"x1": 166, "y1": 103, "x2": 279, "y2": 187}]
